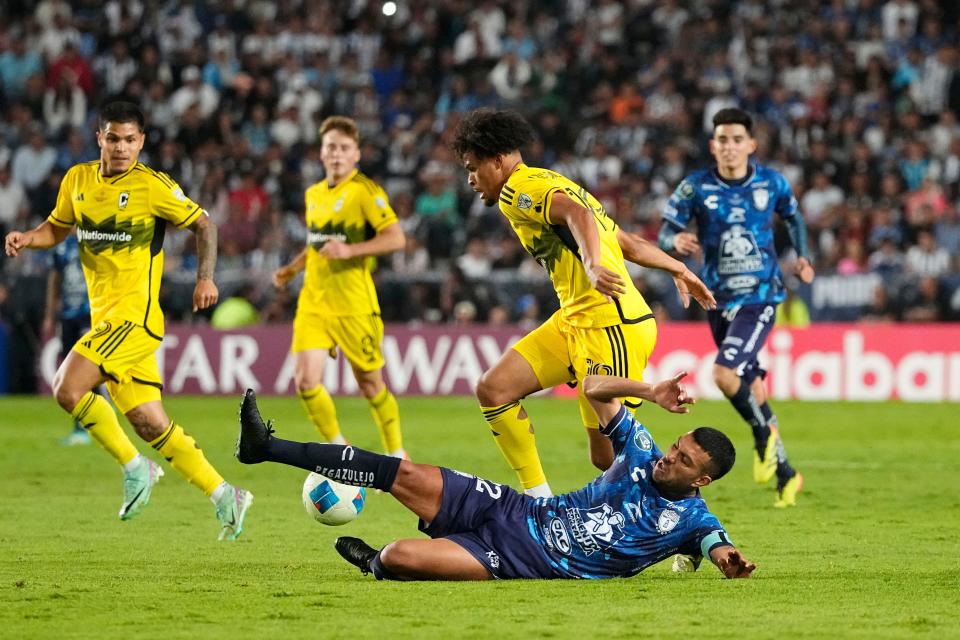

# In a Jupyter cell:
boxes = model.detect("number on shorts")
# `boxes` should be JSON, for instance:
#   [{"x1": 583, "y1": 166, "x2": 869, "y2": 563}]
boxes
[{"x1": 475, "y1": 479, "x2": 503, "y2": 499}]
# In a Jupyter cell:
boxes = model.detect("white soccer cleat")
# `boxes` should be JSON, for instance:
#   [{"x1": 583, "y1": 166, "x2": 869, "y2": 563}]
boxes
[{"x1": 119, "y1": 458, "x2": 164, "y2": 520}]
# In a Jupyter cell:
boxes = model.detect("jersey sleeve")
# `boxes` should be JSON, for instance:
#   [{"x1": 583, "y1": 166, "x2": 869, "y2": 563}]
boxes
[
  {"x1": 677, "y1": 514, "x2": 733, "y2": 559},
  {"x1": 359, "y1": 182, "x2": 398, "y2": 232},
  {"x1": 662, "y1": 178, "x2": 696, "y2": 231},
  {"x1": 501, "y1": 172, "x2": 562, "y2": 226},
  {"x1": 599, "y1": 406, "x2": 641, "y2": 454},
  {"x1": 773, "y1": 172, "x2": 799, "y2": 220},
  {"x1": 151, "y1": 174, "x2": 204, "y2": 228},
  {"x1": 47, "y1": 166, "x2": 78, "y2": 228}
]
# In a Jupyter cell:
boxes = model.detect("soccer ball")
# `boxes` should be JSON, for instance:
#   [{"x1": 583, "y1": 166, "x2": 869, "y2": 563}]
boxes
[{"x1": 302, "y1": 472, "x2": 366, "y2": 526}]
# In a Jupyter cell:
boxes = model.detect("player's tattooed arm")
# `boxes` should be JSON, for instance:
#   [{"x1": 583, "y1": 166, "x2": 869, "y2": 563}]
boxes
[{"x1": 189, "y1": 212, "x2": 219, "y2": 311}]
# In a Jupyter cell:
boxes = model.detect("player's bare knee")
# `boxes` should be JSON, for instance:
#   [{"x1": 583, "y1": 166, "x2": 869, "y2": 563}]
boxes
[
  {"x1": 53, "y1": 382, "x2": 84, "y2": 413},
  {"x1": 357, "y1": 378, "x2": 383, "y2": 399},
  {"x1": 475, "y1": 370, "x2": 516, "y2": 406},
  {"x1": 713, "y1": 365, "x2": 739, "y2": 396},
  {"x1": 294, "y1": 376, "x2": 320, "y2": 394},
  {"x1": 380, "y1": 540, "x2": 416, "y2": 572}
]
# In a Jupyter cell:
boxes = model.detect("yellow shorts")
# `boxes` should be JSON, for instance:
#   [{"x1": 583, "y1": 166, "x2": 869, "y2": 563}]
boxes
[
  {"x1": 292, "y1": 309, "x2": 385, "y2": 372},
  {"x1": 512, "y1": 310, "x2": 658, "y2": 428},
  {"x1": 72, "y1": 319, "x2": 163, "y2": 414}
]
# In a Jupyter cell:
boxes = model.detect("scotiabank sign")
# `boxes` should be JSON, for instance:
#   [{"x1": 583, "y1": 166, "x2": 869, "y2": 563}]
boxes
[{"x1": 39, "y1": 323, "x2": 960, "y2": 402}]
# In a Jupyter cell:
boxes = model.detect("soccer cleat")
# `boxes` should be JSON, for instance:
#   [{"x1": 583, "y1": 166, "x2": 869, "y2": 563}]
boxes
[
  {"x1": 215, "y1": 485, "x2": 254, "y2": 541},
  {"x1": 753, "y1": 429, "x2": 779, "y2": 484},
  {"x1": 774, "y1": 472, "x2": 804, "y2": 508},
  {"x1": 335, "y1": 537, "x2": 378, "y2": 575},
  {"x1": 671, "y1": 554, "x2": 702, "y2": 573},
  {"x1": 61, "y1": 429, "x2": 92, "y2": 446},
  {"x1": 120, "y1": 458, "x2": 164, "y2": 520},
  {"x1": 236, "y1": 389, "x2": 275, "y2": 464}
]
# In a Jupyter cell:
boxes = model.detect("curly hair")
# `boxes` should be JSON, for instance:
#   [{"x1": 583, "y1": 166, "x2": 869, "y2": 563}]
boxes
[{"x1": 451, "y1": 108, "x2": 535, "y2": 160}]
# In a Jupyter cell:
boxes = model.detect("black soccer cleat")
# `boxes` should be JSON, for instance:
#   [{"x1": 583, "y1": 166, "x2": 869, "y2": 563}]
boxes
[
  {"x1": 236, "y1": 389, "x2": 275, "y2": 464},
  {"x1": 335, "y1": 537, "x2": 378, "y2": 576}
]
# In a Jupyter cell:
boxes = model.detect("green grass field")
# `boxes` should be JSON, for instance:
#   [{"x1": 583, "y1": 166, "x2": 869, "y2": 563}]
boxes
[{"x1": 1, "y1": 394, "x2": 958, "y2": 639}]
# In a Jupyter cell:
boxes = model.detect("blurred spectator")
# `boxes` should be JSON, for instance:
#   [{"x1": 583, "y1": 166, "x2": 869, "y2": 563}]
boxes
[
  {"x1": 11, "y1": 128, "x2": 56, "y2": 194},
  {"x1": 0, "y1": 161, "x2": 27, "y2": 236},
  {"x1": 0, "y1": 0, "x2": 958, "y2": 327},
  {"x1": 905, "y1": 228, "x2": 950, "y2": 277}
]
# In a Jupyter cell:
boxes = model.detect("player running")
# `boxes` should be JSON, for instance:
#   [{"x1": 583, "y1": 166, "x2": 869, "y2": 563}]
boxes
[
  {"x1": 4, "y1": 101, "x2": 252, "y2": 539},
  {"x1": 272, "y1": 116, "x2": 407, "y2": 458},
  {"x1": 236, "y1": 372, "x2": 755, "y2": 581},
  {"x1": 451, "y1": 108, "x2": 716, "y2": 498},
  {"x1": 658, "y1": 108, "x2": 814, "y2": 507}
]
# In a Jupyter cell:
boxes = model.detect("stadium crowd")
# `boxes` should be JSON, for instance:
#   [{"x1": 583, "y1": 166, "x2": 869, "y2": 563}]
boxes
[{"x1": 1, "y1": 0, "x2": 959, "y2": 333}]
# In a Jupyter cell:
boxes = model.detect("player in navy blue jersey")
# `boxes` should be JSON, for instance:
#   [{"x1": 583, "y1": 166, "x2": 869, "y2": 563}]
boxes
[
  {"x1": 236, "y1": 374, "x2": 756, "y2": 581},
  {"x1": 43, "y1": 233, "x2": 93, "y2": 446},
  {"x1": 658, "y1": 108, "x2": 814, "y2": 508}
]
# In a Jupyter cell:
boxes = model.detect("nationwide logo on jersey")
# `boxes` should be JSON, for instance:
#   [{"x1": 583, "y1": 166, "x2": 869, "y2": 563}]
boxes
[
  {"x1": 306, "y1": 222, "x2": 360, "y2": 250},
  {"x1": 549, "y1": 517, "x2": 572, "y2": 554},
  {"x1": 634, "y1": 430, "x2": 653, "y2": 451},
  {"x1": 656, "y1": 509, "x2": 680, "y2": 534},
  {"x1": 752, "y1": 188, "x2": 769, "y2": 210},
  {"x1": 517, "y1": 193, "x2": 533, "y2": 209},
  {"x1": 118, "y1": 191, "x2": 130, "y2": 210},
  {"x1": 718, "y1": 225, "x2": 763, "y2": 274},
  {"x1": 566, "y1": 504, "x2": 626, "y2": 555},
  {"x1": 76, "y1": 215, "x2": 153, "y2": 253}
]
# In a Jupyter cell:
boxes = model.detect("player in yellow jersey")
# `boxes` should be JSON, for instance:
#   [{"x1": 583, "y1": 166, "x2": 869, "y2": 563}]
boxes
[
  {"x1": 452, "y1": 109, "x2": 717, "y2": 497},
  {"x1": 272, "y1": 116, "x2": 407, "y2": 457},
  {"x1": 4, "y1": 102, "x2": 252, "y2": 539}
]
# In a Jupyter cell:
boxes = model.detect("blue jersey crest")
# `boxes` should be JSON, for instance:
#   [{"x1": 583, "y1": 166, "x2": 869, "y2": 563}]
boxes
[
  {"x1": 663, "y1": 163, "x2": 799, "y2": 309},
  {"x1": 527, "y1": 408, "x2": 729, "y2": 579}
]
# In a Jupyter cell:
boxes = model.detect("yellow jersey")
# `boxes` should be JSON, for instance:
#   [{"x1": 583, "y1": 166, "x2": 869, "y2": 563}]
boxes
[
  {"x1": 300, "y1": 169, "x2": 397, "y2": 316},
  {"x1": 47, "y1": 160, "x2": 204, "y2": 338},
  {"x1": 499, "y1": 164, "x2": 651, "y2": 328}
]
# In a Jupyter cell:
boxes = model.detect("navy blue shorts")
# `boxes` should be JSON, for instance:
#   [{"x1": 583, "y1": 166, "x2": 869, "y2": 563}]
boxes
[
  {"x1": 419, "y1": 468, "x2": 556, "y2": 579},
  {"x1": 708, "y1": 304, "x2": 777, "y2": 384}
]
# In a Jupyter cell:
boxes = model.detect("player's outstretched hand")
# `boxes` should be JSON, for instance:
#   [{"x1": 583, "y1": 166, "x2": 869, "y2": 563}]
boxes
[
  {"x1": 652, "y1": 371, "x2": 695, "y2": 414},
  {"x1": 673, "y1": 267, "x2": 717, "y2": 310},
  {"x1": 672, "y1": 232, "x2": 701, "y2": 257},
  {"x1": 795, "y1": 256, "x2": 815, "y2": 284},
  {"x1": 4, "y1": 231, "x2": 29, "y2": 257},
  {"x1": 715, "y1": 548, "x2": 756, "y2": 579},
  {"x1": 587, "y1": 264, "x2": 626, "y2": 301},
  {"x1": 192, "y1": 277, "x2": 219, "y2": 312}
]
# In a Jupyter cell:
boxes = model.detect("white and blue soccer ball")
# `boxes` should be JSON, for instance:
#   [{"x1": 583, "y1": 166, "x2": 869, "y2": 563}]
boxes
[{"x1": 302, "y1": 472, "x2": 366, "y2": 526}]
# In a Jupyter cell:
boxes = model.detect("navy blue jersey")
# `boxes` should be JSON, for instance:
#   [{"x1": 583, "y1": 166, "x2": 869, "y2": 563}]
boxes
[
  {"x1": 662, "y1": 163, "x2": 799, "y2": 309},
  {"x1": 526, "y1": 408, "x2": 732, "y2": 579},
  {"x1": 48, "y1": 234, "x2": 91, "y2": 321}
]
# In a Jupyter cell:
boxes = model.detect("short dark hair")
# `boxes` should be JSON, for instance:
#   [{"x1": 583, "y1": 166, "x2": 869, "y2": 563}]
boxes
[
  {"x1": 712, "y1": 108, "x2": 753, "y2": 135},
  {"x1": 691, "y1": 427, "x2": 736, "y2": 480},
  {"x1": 451, "y1": 108, "x2": 535, "y2": 160},
  {"x1": 98, "y1": 101, "x2": 145, "y2": 132}
]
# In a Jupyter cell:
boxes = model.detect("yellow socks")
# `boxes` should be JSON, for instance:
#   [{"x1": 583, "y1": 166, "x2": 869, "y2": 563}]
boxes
[
  {"x1": 481, "y1": 402, "x2": 550, "y2": 495},
  {"x1": 298, "y1": 384, "x2": 345, "y2": 443},
  {"x1": 71, "y1": 391, "x2": 138, "y2": 466},
  {"x1": 369, "y1": 387, "x2": 404, "y2": 456},
  {"x1": 150, "y1": 422, "x2": 224, "y2": 496}
]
